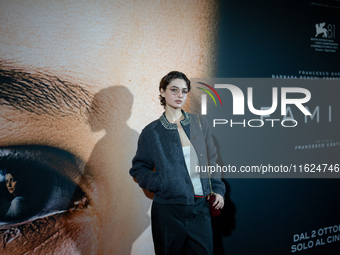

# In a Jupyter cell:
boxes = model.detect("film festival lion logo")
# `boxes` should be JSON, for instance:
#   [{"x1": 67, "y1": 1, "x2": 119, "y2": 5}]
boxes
[{"x1": 315, "y1": 22, "x2": 335, "y2": 39}]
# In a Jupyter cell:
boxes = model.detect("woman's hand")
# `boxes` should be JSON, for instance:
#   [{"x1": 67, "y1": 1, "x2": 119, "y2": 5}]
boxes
[{"x1": 207, "y1": 193, "x2": 224, "y2": 209}]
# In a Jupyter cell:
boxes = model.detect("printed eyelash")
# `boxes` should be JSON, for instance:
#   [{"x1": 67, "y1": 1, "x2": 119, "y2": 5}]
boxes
[{"x1": 0, "y1": 198, "x2": 90, "y2": 250}]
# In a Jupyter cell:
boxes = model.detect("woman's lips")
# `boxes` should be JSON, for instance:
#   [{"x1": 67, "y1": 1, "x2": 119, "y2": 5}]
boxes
[{"x1": 175, "y1": 100, "x2": 182, "y2": 104}]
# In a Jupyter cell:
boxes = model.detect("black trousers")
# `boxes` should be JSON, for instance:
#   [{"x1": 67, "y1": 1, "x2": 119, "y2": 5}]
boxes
[{"x1": 151, "y1": 198, "x2": 213, "y2": 255}]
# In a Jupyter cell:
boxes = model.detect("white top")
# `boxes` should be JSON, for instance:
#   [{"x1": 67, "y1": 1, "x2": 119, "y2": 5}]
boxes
[{"x1": 182, "y1": 145, "x2": 204, "y2": 195}]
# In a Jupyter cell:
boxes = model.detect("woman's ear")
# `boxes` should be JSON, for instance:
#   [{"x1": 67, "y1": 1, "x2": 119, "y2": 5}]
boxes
[{"x1": 160, "y1": 89, "x2": 165, "y2": 97}]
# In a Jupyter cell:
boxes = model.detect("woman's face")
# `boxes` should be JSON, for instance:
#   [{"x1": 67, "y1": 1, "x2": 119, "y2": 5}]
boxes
[
  {"x1": 0, "y1": 0, "x2": 218, "y2": 254},
  {"x1": 161, "y1": 79, "x2": 189, "y2": 110},
  {"x1": 5, "y1": 174, "x2": 16, "y2": 194}
]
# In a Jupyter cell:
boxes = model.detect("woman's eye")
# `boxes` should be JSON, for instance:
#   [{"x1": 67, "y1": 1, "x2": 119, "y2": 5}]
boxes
[{"x1": 0, "y1": 145, "x2": 88, "y2": 223}]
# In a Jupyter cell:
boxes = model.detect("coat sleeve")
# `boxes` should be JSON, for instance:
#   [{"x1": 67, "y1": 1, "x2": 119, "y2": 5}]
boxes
[
  {"x1": 6, "y1": 196, "x2": 25, "y2": 218},
  {"x1": 129, "y1": 129, "x2": 163, "y2": 193},
  {"x1": 201, "y1": 116, "x2": 226, "y2": 197}
]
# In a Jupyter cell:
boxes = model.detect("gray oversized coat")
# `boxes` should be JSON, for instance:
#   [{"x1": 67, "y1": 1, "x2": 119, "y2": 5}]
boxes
[{"x1": 130, "y1": 111, "x2": 226, "y2": 205}]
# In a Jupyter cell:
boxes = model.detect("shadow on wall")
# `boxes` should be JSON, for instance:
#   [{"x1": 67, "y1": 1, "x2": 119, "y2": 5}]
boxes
[{"x1": 87, "y1": 86, "x2": 150, "y2": 254}]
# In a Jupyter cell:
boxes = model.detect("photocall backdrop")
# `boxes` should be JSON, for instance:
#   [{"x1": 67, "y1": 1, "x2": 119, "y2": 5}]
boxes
[
  {"x1": 208, "y1": 0, "x2": 340, "y2": 254},
  {"x1": 0, "y1": 0, "x2": 339, "y2": 255},
  {"x1": 0, "y1": 1, "x2": 218, "y2": 254}
]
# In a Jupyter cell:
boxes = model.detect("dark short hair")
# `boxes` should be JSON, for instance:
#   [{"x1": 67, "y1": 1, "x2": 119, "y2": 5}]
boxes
[{"x1": 159, "y1": 71, "x2": 190, "y2": 107}]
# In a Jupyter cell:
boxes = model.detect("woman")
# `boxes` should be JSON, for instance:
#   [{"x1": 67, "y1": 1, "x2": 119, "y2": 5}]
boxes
[
  {"x1": 3, "y1": 170, "x2": 26, "y2": 219},
  {"x1": 130, "y1": 71, "x2": 225, "y2": 255}
]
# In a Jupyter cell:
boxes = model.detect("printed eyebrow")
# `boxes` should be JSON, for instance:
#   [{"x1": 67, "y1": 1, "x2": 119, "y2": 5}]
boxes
[{"x1": 0, "y1": 65, "x2": 97, "y2": 117}]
